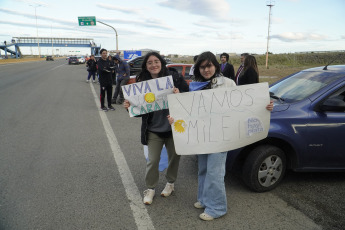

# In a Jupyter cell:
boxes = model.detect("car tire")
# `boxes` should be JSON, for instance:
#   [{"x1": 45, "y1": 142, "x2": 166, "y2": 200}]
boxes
[{"x1": 242, "y1": 145, "x2": 286, "y2": 192}]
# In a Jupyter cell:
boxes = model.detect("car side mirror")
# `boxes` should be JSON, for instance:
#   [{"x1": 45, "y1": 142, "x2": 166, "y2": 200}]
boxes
[{"x1": 320, "y1": 98, "x2": 345, "y2": 112}]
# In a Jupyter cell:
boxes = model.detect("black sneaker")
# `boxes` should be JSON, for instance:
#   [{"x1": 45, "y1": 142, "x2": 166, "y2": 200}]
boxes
[
  {"x1": 108, "y1": 105, "x2": 115, "y2": 111},
  {"x1": 101, "y1": 106, "x2": 108, "y2": 112},
  {"x1": 111, "y1": 98, "x2": 117, "y2": 104}
]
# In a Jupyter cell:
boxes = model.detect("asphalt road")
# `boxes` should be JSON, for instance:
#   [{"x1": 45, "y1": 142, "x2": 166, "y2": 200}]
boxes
[{"x1": 0, "y1": 59, "x2": 344, "y2": 230}]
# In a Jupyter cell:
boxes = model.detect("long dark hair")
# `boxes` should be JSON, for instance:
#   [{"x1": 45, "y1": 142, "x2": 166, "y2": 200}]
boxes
[
  {"x1": 136, "y1": 52, "x2": 168, "y2": 82},
  {"x1": 244, "y1": 55, "x2": 259, "y2": 75},
  {"x1": 194, "y1": 51, "x2": 220, "y2": 82}
]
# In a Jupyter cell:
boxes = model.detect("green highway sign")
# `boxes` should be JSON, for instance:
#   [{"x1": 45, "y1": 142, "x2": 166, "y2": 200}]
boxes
[{"x1": 78, "y1": 16, "x2": 96, "y2": 26}]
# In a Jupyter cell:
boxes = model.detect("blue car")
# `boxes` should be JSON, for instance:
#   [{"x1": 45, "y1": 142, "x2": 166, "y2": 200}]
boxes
[{"x1": 227, "y1": 65, "x2": 345, "y2": 192}]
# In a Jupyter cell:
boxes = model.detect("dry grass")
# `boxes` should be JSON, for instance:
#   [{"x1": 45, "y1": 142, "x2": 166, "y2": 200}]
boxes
[
  {"x1": 258, "y1": 64, "x2": 320, "y2": 85},
  {"x1": 0, "y1": 57, "x2": 67, "y2": 65},
  {"x1": 0, "y1": 57, "x2": 45, "y2": 64}
]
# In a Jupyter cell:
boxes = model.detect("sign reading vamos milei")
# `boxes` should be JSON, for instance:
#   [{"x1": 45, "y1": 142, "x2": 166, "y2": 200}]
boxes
[
  {"x1": 122, "y1": 76, "x2": 174, "y2": 117},
  {"x1": 167, "y1": 83, "x2": 271, "y2": 155}
]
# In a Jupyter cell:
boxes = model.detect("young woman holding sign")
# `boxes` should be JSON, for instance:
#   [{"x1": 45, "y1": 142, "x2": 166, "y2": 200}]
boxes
[
  {"x1": 123, "y1": 52, "x2": 188, "y2": 205},
  {"x1": 168, "y1": 51, "x2": 273, "y2": 221}
]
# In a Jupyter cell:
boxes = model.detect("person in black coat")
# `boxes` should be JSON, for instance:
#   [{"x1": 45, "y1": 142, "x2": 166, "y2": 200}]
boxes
[
  {"x1": 238, "y1": 55, "x2": 259, "y2": 85},
  {"x1": 97, "y1": 49, "x2": 116, "y2": 111},
  {"x1": 219, "y1": 53, "x2": 235, "y2": 81},
  {"x1": 86, "y1": 55, "x2": 97, "y2": 83}
]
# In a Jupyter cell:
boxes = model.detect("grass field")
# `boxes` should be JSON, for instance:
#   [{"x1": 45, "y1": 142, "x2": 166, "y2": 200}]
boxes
[{"x1": 172, "y1": 51, "x2": 345, "y2": 84}]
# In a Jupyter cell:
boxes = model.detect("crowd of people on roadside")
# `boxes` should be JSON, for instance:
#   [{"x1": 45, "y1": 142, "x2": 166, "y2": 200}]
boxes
[
  {"x1": 121, "y1": 51, "x2": 273, "y2": 221},
  {"x1": 86, "y1": 48, "x2": 130, "y2": 111}
]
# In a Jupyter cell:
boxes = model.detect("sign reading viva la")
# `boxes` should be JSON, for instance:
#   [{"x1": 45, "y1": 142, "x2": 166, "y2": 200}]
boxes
[{"x1": 122, "y1": 76, "x2": 174, "y2": 117}]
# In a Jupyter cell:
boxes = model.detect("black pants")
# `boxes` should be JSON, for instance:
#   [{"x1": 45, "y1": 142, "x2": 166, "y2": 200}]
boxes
[{"x1": 100, "y1": 85, "x2": 113, "y2": 107}]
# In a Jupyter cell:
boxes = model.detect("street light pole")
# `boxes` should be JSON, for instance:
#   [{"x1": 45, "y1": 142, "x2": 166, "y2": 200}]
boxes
[
  {"x1": 97, "y1": 21, "x2": 118, "y2": 52},
  {"x1": 265, "y1": 2, "x2": 274, "y2": 69},
  {"x1": 30, "y1": 4, "x2": 41, "y2": 58}
]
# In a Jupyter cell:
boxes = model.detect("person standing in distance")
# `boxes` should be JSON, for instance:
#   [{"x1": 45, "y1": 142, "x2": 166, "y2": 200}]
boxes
[
  {"x1": 86, "y1": 54, "x2": 97, "y2": 83},
  {"x1": 238, "y1": 55, "x2": 259, "y2": 85},
  {"x1": 123, "y1": 52, "x2": 189, "y2": 205},
  {"x1": 219, "y1": 52, "x2": 235, "y2": 81},
  {"x1": 235, "y1": 53, "x2": 248, "y2": 85},
  {"x1": 97, "y1": 49, "x2": 116, "y2": 112},
  {"x1": 112, "y1": 54, "x2": 130, "y2": 104}
]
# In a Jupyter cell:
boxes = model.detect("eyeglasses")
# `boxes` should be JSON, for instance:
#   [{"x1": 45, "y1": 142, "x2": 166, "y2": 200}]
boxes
[
  {"x1": 147, "y1": 60, "x2": 161, "y2": 66},
  {"x1": 199, "y1": 63, "x2": 214, "y2": 70}
]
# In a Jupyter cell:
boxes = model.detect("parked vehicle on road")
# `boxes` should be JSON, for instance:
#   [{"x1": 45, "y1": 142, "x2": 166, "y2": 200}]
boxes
[
  {"x1": 77, "y1": 56, "x2": 85, "y2": 64},
  {"x1": 127, "y1": 56, "x2": 144, "y2": 76},
  {"x1": 68, "y1": 56, "x2": 79, "y2": 65},
  {"x1": 167, "y1": 63, "x2": 193, "y2": 84},
  {"x1": 227, "y1": 65, "x2": 345, "y2": 192},
  {"x1": 46, "y1": 56, "x2": 54, "y2": 61}
]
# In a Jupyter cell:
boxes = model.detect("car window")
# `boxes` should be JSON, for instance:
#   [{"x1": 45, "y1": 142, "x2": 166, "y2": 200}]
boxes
[
  {"x1": 132, "y1": 59, "x2": 143, "y2": 68},
  {"x1": 328, "y1": 87, "x2": 345, "y2": 102},
  {"x1": 173, "y1": 66, "x2": 183, "y2": 75},
  {"x1": 270, "y1": 71, "x2": 344, "y2": 103}
]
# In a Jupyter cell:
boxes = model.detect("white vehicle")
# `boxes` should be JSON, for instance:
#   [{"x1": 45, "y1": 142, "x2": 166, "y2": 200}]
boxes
[{"x1": 77, "y1": 56, "x2": 85, "y2": 64}]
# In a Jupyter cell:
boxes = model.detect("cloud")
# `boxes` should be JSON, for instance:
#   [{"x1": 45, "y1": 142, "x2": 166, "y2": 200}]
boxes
[
  {"x1": 0, "y1": 7, "x2": 172, "y2": 31},
  {"x1": 271, "y1": 32, "x2": 327, "y2": 42},
  {"x1": 98, "y1": 17, "x2": 172, "y2": 30},
  {"x1": 0, "y1": 8, "x2": 75, "y2": 26},
  {"x1": 341, "y1": 35, "x2": 345, "y2": 39},
  {"x1": 193, "y1": 21, "x2": 221, "y2": 29},
  {"x1": 216, "y1": 32, "x2": 243, "y2": 40},
  {"x1": 96, "y1": 3, "x2": 142, "y2": 14},
  {"x1": 158, "y1": 0, "x2": 230, "y2": 20},
  {"x1": 12, "y1": 0, "x2": 49, "y2": 7}
]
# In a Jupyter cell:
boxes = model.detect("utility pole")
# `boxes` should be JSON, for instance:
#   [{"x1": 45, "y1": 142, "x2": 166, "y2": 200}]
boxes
[
  {"x1": 97, "y1": 21, "x2": 118, "y2": 52},
  {"x1": 30, "y1": 4, "x2": 41, "y2": 58},
  {"x1": 51, "y1": 24, "x2": 54, "y2": 56},
  {"x1": 265, "y1": 1, "x2": 274, "y2": 69}
]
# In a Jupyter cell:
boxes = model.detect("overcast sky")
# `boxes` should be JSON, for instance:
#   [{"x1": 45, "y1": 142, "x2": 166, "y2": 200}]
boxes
[{"x1": 0, "y1": 0, "x2": 344, "y2": 56}]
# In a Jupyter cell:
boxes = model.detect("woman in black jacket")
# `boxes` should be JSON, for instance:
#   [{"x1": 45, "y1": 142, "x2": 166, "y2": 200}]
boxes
[
  {"x1": 238, "y1": 55, "x2": 259, "y2": 85},
  {"x1": 123, "y1": 52, "x2": 188, "y2": 205}
]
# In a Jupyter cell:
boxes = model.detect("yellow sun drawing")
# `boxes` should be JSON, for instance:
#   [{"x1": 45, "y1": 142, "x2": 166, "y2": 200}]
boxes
[
  {"x1": 144, "y1": 92, "x2": 156, "y2": 103},
  {"x1": 174, "y1": 120, "x2": 187, "y2": 133}
]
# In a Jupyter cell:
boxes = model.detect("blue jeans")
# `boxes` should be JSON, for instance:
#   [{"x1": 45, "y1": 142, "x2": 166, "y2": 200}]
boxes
[
  {"x1": 197, "y1": 152, "x2": 227, "y2": 218},
  {"x1": 87, "y1": 71, "x2": 96, "y2": 81}
]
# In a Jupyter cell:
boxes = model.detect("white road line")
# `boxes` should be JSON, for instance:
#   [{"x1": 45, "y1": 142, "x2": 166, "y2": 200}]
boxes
[
  {"x1": 90, "y1": 83, "x2": 155, "y2": 230},
  {"x1": 51, "y1": 63, "x2": 66, "y2": 70}
]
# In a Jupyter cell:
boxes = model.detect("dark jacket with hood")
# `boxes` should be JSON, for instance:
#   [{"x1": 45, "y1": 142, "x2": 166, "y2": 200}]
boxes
[
  {"x1": 139, "y1": 69, "x2": 189, "y2": 145},
  {"x1": 113, "y1": 54, "x2": 130, "y2": 81}
]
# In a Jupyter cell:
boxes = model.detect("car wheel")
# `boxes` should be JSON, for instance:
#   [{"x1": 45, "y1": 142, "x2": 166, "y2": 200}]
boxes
[{"x1": 242, "y1": 145, "x2": 286, "y2": 192}]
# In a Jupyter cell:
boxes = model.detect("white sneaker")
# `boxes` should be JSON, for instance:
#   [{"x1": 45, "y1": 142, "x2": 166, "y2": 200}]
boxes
[
  {"x1": 161, "y1": 183, "x2": 174, "y2": 197},
  {"x1": 194, "y1": 201, "x2": 204, "y2": 209},
  {"x1": 86, "y1": 80, "x2": 90, "y2": 83},
  {"x1": 143, "y1": 189, "x2": 155, "y2": 205},
  {"x1": 92, "y1": 80, "x2": 96, "y2": 83},
  {"x1": 199, "y1": 213, "x2": 214, "y2": 221}
]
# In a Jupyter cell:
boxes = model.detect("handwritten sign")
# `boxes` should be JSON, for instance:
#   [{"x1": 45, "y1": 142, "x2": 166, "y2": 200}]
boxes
[
  {"x1": 167, "y1": 83, "x2": 270, "y2": 155},
  {"x1": 122, "y1": 76, "x2": 174, "y2": 117}
]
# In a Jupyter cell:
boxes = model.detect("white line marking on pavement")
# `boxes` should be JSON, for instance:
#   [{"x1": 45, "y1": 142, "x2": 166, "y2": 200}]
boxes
[
  {"x1": 90, "y1": 83, "x2": 155, "y2": 230},
  {"x1": 51, "y1": 63, "x2": 66, "y2": 70}
]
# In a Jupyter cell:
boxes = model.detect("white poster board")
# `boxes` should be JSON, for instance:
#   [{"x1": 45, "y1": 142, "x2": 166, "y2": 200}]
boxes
[
  {"x1": 122, "y1": 76, "x2": 174, "y2": 117},
  {"x1": 167, "y1": 83, "x2": 271, "y2": 155}
]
